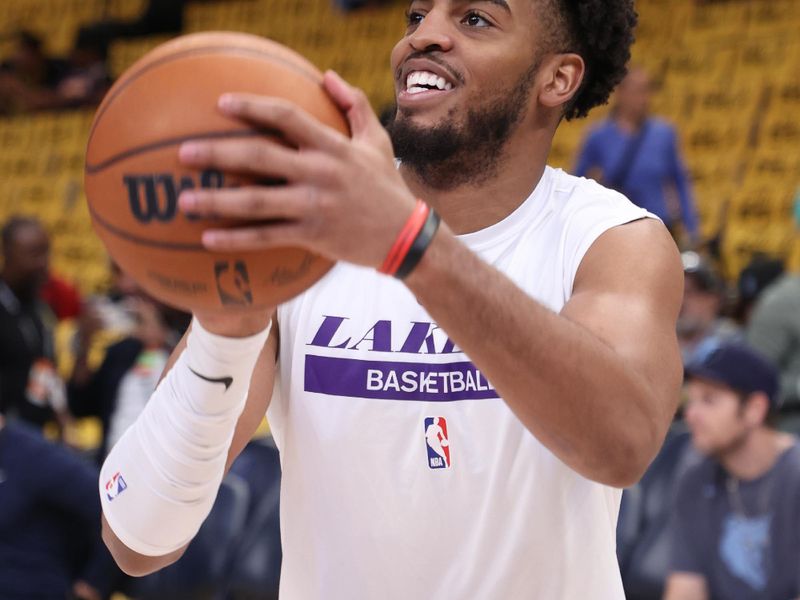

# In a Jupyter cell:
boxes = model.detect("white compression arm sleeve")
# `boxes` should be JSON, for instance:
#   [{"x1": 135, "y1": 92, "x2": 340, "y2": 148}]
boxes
[{"x1": 99, "y1": 318, "x2": 271, "y2": 557}]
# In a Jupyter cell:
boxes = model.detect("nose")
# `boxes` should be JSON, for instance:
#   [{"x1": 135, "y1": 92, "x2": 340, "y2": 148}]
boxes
[{"x1": 408, "y1": 11, "x2": 454, "y2": 53}]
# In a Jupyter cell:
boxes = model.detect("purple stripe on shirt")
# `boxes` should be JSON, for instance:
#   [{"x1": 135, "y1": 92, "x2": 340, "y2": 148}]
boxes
[{"x1": 304, "y1": 355, "x2": 498, "y2": 402}]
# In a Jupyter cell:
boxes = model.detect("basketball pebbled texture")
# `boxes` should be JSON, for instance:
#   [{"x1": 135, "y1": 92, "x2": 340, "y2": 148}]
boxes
[{"x1": 85, "y1": 31, "x2": 349, "y2": 312}]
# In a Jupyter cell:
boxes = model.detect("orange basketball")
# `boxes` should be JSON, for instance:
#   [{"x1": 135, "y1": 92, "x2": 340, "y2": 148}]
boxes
[{"x1": 85, "y1": 32, "x2": 347, "y2": 312}]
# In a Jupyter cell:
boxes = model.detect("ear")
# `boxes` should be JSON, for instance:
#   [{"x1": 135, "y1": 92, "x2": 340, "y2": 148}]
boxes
[
  {"x1": 743, "y1": 392, "x2": 770, "y2": 427},
  {"x1": 537, "y1": 53, "x2": 585, "y2": 111}
]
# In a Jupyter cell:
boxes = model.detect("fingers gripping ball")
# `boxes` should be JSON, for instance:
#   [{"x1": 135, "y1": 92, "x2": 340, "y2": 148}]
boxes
[{"x1": 85, "y1": 32, "x2": 349, "y2": 311}]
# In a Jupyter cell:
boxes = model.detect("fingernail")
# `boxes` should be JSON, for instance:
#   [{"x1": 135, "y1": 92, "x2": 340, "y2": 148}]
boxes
[
  {"x1": 178, "y1": 191, "x2": 196, "y2": 210},
  {"x1": 179, "y1": 143, "x2": 199, "y2": 161},
  {"x1": 202, "y1": 231, "x2": 220, "y2": 246},
  {"x1": 218, "y1": 94, "x2": 238, "y2": 112}
]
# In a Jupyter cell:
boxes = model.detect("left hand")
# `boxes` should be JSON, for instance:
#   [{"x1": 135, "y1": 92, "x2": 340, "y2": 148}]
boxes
[{"x1": 177, "y1": 70, "x2": 417, "y2": 269}]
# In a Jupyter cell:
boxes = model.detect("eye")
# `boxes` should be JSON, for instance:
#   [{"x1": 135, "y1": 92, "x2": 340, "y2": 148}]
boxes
[
  {"x1": 405, "y1": 10, "x2": 425, "y2": 27},
  {"x1": 462, "y1": 11, "x2": 491, "y2": 28}
]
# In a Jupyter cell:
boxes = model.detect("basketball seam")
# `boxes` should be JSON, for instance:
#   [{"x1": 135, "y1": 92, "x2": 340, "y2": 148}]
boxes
[
  {"x1": 84, "y1": 128, "x2": 274, "y2": 174},
  {"x1": 89, "y1": 203, "x2": 207, "y2": 251},
  {"x1": 87, "y1": 44, "x2": 323, "y2": 147}
]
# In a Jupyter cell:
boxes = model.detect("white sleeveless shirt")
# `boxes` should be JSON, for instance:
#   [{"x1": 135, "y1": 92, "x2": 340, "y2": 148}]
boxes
[{"x1": 270, "y1": 167, "x2": 651, "y2": 599}]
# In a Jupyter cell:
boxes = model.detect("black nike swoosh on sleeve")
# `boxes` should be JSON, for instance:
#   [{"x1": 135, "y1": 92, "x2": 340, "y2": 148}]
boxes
[{"x1": 188, "y1": 367, "x2": 234, "y2": 391}]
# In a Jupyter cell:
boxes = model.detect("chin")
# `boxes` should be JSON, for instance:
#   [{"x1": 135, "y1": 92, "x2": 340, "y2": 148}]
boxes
[{"x1": 690, "y1": 434, "x2": 715, "y2": 456}]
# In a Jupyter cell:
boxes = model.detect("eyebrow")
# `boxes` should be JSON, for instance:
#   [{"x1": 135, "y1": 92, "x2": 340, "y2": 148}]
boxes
[
  {"x1": 409, "y1": 0, "x2": 512, "y2": 14},
  {"x1": 479, "y1": 0, "x2": 511, "y2": 12}
]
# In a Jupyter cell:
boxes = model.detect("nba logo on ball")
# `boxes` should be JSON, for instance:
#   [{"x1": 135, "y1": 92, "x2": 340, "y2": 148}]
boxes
[
  {"x1": 424, "y1": 417, "x2": 451, "y2": 469},
  {"x1": 105, "y1": 472, "x2": 128, "y2": 501}
]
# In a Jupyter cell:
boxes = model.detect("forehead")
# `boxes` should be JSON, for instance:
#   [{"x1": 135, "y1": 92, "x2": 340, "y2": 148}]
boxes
[
  {"x1": 686, "y1": 377, "x2": 740, "y2": 402},
  {"x1": 409, "y1": 0, "x2": 536, "y2": 17},
  {"x1": 9, "y1": 224, "x2": 48, "y2": 247}
]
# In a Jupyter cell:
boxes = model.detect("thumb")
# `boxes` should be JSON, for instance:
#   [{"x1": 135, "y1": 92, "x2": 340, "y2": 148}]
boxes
[{"x1": 323, "y1": 70, "x2": 382, "y2": 142}]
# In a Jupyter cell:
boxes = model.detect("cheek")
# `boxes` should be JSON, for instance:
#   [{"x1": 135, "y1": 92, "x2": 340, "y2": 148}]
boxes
[{"x1": 389, "y1": 42, "x2": 405, "y2": 78}]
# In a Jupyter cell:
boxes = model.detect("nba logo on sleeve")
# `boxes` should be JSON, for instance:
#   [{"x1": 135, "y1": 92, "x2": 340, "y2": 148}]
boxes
[
  {"x1": 105, "y1": 472, "x2": 128, "y2": 501},
  {"x1": 424, "y1": 417, "x2": 451, "y2": 469}
]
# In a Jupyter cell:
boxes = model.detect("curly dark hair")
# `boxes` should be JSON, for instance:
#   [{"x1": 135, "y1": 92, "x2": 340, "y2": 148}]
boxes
[{"x1": 540, "y1": 0, "x2": 638, "y2": 121}]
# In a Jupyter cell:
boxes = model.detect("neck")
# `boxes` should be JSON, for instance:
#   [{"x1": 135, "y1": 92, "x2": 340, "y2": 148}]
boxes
[
  {"x1": 720, "y1": 428, "x2": 795, "y2": 481},
  {"x1": 400, "y1": 125, "x2": 553, "y2": 235},
  {"x1": 614, "y1": 111, "x2": 645, "y2": 134}
]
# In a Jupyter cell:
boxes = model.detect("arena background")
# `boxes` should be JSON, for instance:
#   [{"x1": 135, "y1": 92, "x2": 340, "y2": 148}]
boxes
[{"x1": 0, "y1": 1, "x2": 798, "y2": 599}]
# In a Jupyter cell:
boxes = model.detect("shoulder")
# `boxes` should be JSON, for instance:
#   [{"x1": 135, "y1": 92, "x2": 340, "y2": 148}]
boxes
[
  {"x1": 547, "y1": 168, "x2": 677, "y2": 292},
  {"x1": 759, "y1": 276, "x2": 800, "y2": 310},
  {"x1": 548, "y1": 168, "x2": 669, "y2": 251},
  {"x1": 2, "y1": 422, "x2": 61, "y2": 475},
  {"x1": 647, "y1": 117, "x2": 676, "y2": 135},
  {"x1": 781, "y1": 440, "x2": 800, "y2": 472},
  {"x1": 548, "y1": 167, "x2": 638, "y2": 213},
  {"x1": 674, "y1": 453, "x2": 719, "y2": 502},
  {"x1": 582, "y1": 120, "x2": 614, "y2": 142}
]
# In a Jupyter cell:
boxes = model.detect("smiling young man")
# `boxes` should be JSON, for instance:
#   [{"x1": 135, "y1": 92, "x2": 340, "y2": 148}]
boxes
[{"x1": 98, "y1": 1, "x2": 684, "y2": 597}]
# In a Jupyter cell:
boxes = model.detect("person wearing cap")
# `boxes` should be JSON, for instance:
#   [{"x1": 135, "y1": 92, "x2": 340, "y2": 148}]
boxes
[
  {"x1": 664, "y1": 342, "x2": 800, "y2": 600},
  {"x1": 677, "y1": 251, "x2": 740, "y2": 366}
]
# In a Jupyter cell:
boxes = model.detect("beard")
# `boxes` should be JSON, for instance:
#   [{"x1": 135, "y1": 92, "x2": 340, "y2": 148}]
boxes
[{"x1": 386, "y1": 62, "x2": 538, "y2": 191}]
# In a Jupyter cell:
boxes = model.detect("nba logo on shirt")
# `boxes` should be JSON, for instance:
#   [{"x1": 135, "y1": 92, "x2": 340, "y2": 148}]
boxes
[
  {"x1": 105, "y1": 472, "x2": 128, "y2": 501},
  {"x1": 424, "y1": 417, "x2": 451, "y2": 469}
]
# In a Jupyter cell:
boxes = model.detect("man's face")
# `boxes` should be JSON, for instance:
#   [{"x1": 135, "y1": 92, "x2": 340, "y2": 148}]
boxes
[
  {"x1": 4, "y1": 223, "x2": 50, "y2": 299},
  {"x1": 677, "y1": 274, "x2": 720, "y2": 338},
  {"x1": 387, "y1": 0, "x2": 546, "y2": 188},
  {"x1": 684, "y1": 378, "x2": 750, "y2": 457},
  {"x1": 615, "y1": 68, "x2": 651, "y2": 120}
]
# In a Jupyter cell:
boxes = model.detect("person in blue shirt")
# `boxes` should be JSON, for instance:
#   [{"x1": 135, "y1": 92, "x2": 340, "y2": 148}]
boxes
[
  {"x1": 574, "y1": 67, "x2": 699, "y2": 246},
  {"x1": 0, "y1": 413, "x2": 119, "y2": 599}
]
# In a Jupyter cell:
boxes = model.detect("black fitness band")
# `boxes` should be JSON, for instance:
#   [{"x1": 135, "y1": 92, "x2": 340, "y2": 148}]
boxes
[{"x1": 393, "y1": 207, "x2": 441, "y2": 280}]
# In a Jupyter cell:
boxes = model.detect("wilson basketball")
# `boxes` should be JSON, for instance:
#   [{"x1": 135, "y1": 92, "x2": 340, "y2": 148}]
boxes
[{"x1": 85, "y1": 32, "x2": 348, "y2": 312}]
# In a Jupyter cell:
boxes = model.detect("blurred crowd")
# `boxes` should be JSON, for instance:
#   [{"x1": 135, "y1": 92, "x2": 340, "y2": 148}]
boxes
[{"x1": 0, "y1": 215, "x2": 281, "y2": 599}]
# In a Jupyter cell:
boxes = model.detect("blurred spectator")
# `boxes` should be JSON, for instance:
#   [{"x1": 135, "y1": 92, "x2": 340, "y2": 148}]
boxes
[
  {"x1": 0, "y1": 216, "x2": 67, "y2": 428},
  {"x1": 733, "y1": 256, "x2": 784, "y2": 327},
  {"x1": 574, "y1": 67, "x2": 699, "y2": 247},
  {"x1": 0, "y1": 28, "x2": 110, "y2": 113},
  {"x1": 664, "y1": 343, "x2": 800, "y2": 600},
  {"x1": 746, "y1": 274, "x2": 800, "y2": 410},
  {"x1": 41, "y1": 272, "x2": 83, "y2": 321},
  {"x1": 0, "y1": 30, "x2": 68, "y2": 113},
  {"x1": 678, "y1": 251, "x2": 740, "y2": 365},
  {"x1": 68, "y1": 295, "x2": 187, "y2": 463},
  {"x1": 0, "y1": 413, "x2": 120, "y2": 599},
  {"x1": 54, "y1": 29, "x2": 112, "y2": 109},
  {"x1": 77, "y1": 0, "x2": 185, "y2": 56}
]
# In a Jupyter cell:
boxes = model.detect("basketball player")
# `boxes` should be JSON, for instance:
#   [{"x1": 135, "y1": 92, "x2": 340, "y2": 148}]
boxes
[{"x1": 98, "y1": 1, "x2": 684, "y2": 597}]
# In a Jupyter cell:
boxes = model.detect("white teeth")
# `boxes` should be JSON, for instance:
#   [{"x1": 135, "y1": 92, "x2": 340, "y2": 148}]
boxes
[{"x1": 405, "y1": 70, "x2": 453, "y2": 92}]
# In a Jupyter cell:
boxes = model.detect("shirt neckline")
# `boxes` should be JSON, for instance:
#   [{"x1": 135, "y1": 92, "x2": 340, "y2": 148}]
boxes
[{"x1": 457, "y1": 166, "x2": 555, "y2": 251}]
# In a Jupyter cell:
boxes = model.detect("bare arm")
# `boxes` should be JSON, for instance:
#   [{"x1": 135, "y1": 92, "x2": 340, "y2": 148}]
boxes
[
  {"x1": 405, "y1": 217, "x2": 684, "y2": 487},
  {"x1": 663, "y1": 573, "x2": 709, "y2": 600},
  {"x1": 102, "y1": 317, "x2": 278, "y2": 576}
]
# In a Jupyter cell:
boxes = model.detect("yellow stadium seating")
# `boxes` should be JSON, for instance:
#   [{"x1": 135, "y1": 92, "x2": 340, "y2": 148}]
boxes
[{"x1": 0, "y1": 0, "x2": 798, "y2": 290}]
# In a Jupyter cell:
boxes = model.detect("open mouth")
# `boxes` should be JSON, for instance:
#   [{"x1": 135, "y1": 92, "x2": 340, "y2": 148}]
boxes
[{"x1": 405, "y1": 70, "x2": 455, "y2": 94}]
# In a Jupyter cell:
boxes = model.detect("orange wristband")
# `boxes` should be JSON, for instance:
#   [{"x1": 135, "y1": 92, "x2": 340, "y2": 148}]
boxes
[{"x1": 379, "y1": 200, "x2": 430, "y2": 276}]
